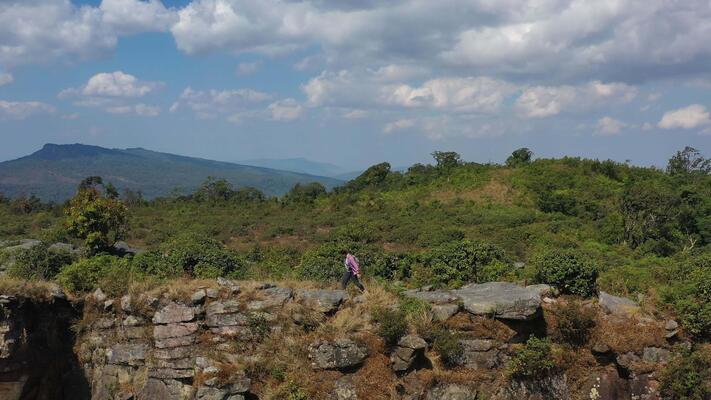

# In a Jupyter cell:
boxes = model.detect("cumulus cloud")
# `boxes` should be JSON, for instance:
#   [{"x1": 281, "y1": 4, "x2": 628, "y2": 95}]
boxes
[
  {"x1": 303, "y1": 69, "x2": 514, "y2": 113},
  {"x1": 268, "y1": 98, "x2": 304, "y2": 121},
  {"x1": 0, "y1": 0, "x2": 175, "y2": 68},
  {"x1": 0, "y1": 100, "x2": 55, "y2": 119},
  {"x1": 171, "y1": 87, "x2": 272, "y2": 119},
  {"x1": 383, "y1": 118, "x2": 415, "y2": 133},
  {"x1": 164, "y1": 0, "x2": 711, "y2": 83},
  {"x1": 658, "y1": 104, "x2": 711, "y2": 129},
  {"x1": 59, "y1": 71, "x2": 162, "y2": 116},
  {"x1": 60, "y1": 71, "x2": 161, "y2": 98},
  {"x1": 516, "y1": 81, "x2": 638, "y2": 118},
  {"x1": 596, "y1": 116, "x2": 626, "y2": 136},
  {"x1": 0, "y1": 72, "x2": 13, "y2": 86}
]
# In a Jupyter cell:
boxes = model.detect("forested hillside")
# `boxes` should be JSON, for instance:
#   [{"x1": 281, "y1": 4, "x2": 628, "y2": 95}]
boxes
[{"x1": 1, "y1": 146, "x2": 710, "y2": 399}]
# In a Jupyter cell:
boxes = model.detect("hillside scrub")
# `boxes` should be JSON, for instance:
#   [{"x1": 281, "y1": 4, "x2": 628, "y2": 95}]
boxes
[{"x1": 0, "y1": 147, "x2": 709, "y2": 335}]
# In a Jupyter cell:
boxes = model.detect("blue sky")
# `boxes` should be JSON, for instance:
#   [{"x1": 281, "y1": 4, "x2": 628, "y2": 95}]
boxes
[{"x1": 1, "y1": 0, "x2": 710, "y2": 170}]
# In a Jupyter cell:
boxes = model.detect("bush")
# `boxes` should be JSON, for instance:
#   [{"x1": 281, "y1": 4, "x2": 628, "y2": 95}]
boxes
[
  {"x1": 6, "y1": 244, "x2": 73, "y2": 280},
  {"x1": 372, "y1": 307, "x2": 408, "y2": 346},
  {"x1": 508, "y1": 336, "x2": 557, "y2": 379},
  {"x1": 660, "y1": 348, "x2": 710, "y2": 400},
  {"x1": 667, "y1": 255, "x2": 711, "y2": 338},
  {"x1": 298, "y1": 242, "x2": 386, "y2": 281},
  {"x1": 534, "y1": 250, "x2": 598, "y2": 297},
  {"x1": 431, "y1": 326, "x2": 462, "y2": 367},
  {"x1": 554, "y1": 301, "x2": 596, "y2": 346},
  {"x1": 130, "y1": 251, "x2": 180, "y2": 280},
  {"x1": 423, "y1": 239, "x2": 509, "y2": 287},
  {"x1": 57, "y1": 255, "x2": 129, "y2": 293},
  {"x1": 158, "y1": 233, "x2": 245, "y2": 279}
]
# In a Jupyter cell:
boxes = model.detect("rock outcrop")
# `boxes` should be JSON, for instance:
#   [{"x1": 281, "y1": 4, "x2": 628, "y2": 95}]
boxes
[{"x1": 0, "y1": 280, "x2": 676, "y2": 400}]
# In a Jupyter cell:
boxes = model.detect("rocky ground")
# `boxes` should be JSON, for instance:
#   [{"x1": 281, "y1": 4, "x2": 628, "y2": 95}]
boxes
[{"x1": 0, "y1": 277, "x2": 684, "y2": 400}]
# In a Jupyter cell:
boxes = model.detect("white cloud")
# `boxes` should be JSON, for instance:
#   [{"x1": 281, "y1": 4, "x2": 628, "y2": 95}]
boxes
[
  {"x1": 268, "y1": 98, "x2": 304, "y2": 121},
  {"x1": 0, "y1": 0, "x2": 175, "y2": 68},
  {"x1": 516, "y1": 81, "x2": 638, "y2": 118},
  {"x1": 61, "y1": 71, "x2": 161, "y2": 98},
  {"x1": 59, "y1": 71, "x2": 162, "y2": 115},
  {"x1": 106, "y1": 103, "x2": 160, "y2": 116},
  {"x1": 236, "y1": 61, "x2": 262, "y2": 76},
  {"x1": 0, "y1": 100, "x2": 55, "y2": 119},
  {"x1": 383, "y1": 118, "x2": 415, "y2": 133},
  {"x1": 0, "y1": 72, "x2": 13, "y2": 86},
  {"x1": 658, "y1": 104, "x2": 711, "y2": 129},
  {"x1": 596, "y1": 116, "x2": 626, "y2": 136},
  {"x1": 100, "y1": 0, "x2": 177, "y2": 35},
  {"x1": 303, "y1": 69, "x2": 514, "y2": 114},
  {"x1": 171, "y1": 86, "x2": 272, "y2": 119}
]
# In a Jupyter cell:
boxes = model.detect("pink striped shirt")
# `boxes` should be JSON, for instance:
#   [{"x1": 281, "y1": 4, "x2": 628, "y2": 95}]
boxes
[{"x1": 345, "y1": 254, "x2": 360, "y2": 275}]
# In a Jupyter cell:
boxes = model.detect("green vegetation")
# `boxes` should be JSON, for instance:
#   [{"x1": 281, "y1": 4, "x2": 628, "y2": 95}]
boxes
[
  {"x1": 6, "y1": 243, "x2": 73, "y2": 280},
  {"x1": 508, "y1": 336, "x2": 557, "y2": 379},
  {"x1": 372, "y1": 307, "x2": 408, "y2": 346},
  {"x1": 0, "y1": 146, "x2": 709, "y2": 339},
  {"x1": 534, "y1": 250, "x2": 599, "y2": 297},
  {"x1": 659, "y1": 347, "x2": 711, "y2": 400}
]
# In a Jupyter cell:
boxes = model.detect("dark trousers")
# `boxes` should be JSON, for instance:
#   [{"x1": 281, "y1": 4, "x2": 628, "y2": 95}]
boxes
[{"x1": 341, "y1": 270, "x2": 365, "y2": 291}]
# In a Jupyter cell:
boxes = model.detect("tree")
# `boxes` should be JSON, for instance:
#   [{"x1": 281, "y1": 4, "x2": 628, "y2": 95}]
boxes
[
  {"x1": 283, "y1": 182, "x2": 326, "y2": 204},
  {"x1": 620, "y1": 179, "x2": 679, "y2": 254},
  {"x1": 345, "y1": 162, "x2": 391, "y2": 191},
  {"x1": 667, "y1": 147, "x2": 710, "y2": 176},
  {"x1": 431, "y1": 151, "x2": 461, "y2": 170},
  {"x1": 65, "y1": 178, "x2": 128, "y2": 253},
  {"x1": 194, "y1": 177, "x2": 235, "y2": 203},
  {"x1": 506, "y1": 148, "x2": 533, "y2": 167}
]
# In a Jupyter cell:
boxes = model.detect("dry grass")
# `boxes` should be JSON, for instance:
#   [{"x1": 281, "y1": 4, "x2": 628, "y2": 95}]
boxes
[
  {"x1": 0, "y1": 277, "x2": 63, "y2": 301},
  {"x1": 430, "y1": 178, "x2": 517, "y2": 206},
  {"x1": 590, "y1": 314, "x2": 666, "y2": 354}
]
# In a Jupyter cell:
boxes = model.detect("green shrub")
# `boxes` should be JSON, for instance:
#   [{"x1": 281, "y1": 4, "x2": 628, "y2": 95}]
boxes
[
  {"x1": 423, "y1": 239, "x2": 509, "y2": 287},
  {"x1": 57, "y1": 255, "x2": 129, "y2": 293},
  {"x1": 534, "y1": 250, "x2": 598, "y2": 297},
  {"x1": 508, "y1": 336, "x2": 557, "y2": 379},
  {"x1": 298, "y1": 242, "x2": 386, "y2": 281},
  {"x1": 6, "y1": 243, "x2": 73, "y2": 280},
  {"x1": 130, "y1": 251, "x2": 180, "y2": 280},
  {"x1": 554, "y1": 301, "x2": 596, "y2": 346},
  {"x1": 158, "y1": 233, "x2": 245, "y2": 279},
  {"x1": 273, "y1": 381, "x2": 310, "y2": 400},
  {"x1": 666, "y1": 255, "x2": 711, "y2": 338},
  {"x1": 372, "y1": 307, "x2": 408, "y2": 346},
  {"x1": 431, "y1": 326, "x2": 462, "y2": 367},
  {"x1": 660, "y1": 348, "x2": 710, "y2": 400}
]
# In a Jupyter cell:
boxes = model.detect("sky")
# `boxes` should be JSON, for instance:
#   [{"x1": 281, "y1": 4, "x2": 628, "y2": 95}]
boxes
[{"x1": 1, "y1": 0, "x2": 710, "y2": 170}]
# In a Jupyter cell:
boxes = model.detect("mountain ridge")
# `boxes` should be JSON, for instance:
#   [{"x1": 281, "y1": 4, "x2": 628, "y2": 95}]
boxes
[{"x1": 0, "y1": 144, "x2": 343, "y2": 201}]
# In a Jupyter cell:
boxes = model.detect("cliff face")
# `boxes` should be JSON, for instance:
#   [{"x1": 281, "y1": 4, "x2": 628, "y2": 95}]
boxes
[{"x1": 0, "y1": 280, "x2": 681, "y2": 400}]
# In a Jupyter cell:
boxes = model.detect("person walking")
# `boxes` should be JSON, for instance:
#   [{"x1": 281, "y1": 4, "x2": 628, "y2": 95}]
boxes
[{"x1": 340, "y1": 249, "x2": 365, "y2": 291}]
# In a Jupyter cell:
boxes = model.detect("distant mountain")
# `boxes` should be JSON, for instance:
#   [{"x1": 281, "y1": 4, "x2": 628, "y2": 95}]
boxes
[
  {"x1": 0, "y1": 144, "x2": 343, "y2": 201},
  {"x1": 239, "y1": 157, "x2": 349, "y2": 178}
]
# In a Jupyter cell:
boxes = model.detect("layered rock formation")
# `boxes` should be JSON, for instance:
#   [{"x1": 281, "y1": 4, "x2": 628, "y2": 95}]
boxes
[{"x1": 0, "y1": 280, "x2": 683, "y2": 400}]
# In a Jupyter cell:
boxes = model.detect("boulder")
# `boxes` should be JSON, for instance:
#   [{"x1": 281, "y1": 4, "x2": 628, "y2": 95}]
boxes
[
  {"x1": 334, "y1": 376, "x2": 358, "y2": 400},
  {"x1": 191, "y1": 290, "x2": 207, "y2": 305},
  {"x1": 402, "y1": 289, "x2": 458, "y2": 305},
  {"x1": 217, "y1": 277, "x2": 240, "y2": 294},
  {"x1": 47, "y1": 242, "x2": 75, "y2": 253},
  {"x1": 106, "y1": 343, "x2": 147, "y2": 366},
  {"x1": 426, "y1": 384, "x2": 479, "y2": 400},
  {"x1": 455, "y1": 339, "x2": 505, "y2": 369},
  {"x1": 599, "y1": 292, "x2": 641, "y2": 317},
  {"x1": 206, "y1": 300, "x2": 242, "y2": 315},
  {"x1": 120, "y1": 295, "x2": 132, "y2": 312},
  {"x1": 584, "y1": 368, "x2": 630, "y2": 400},
  {"x1": 642, "y1": 347, "x2": 672, "y2": 364},
  {"x1": 432, "y1": 304, "x2": 460, "y2": 321},
  {"x1": 153, "y1": 322, "x2": 199, "y2": 340},
  {"x1": 309, "y1": 339, "x2": 368, "y2": 370},
  {"x1": 298, "y1": 289, "x2": 347, "y2": 313},
  {"x1": 494, "y1": 374, "x2": 569, "y2": 400},
  {"x1": 247, "y1": 287, "x2": 293, "y2": 311},
  {"x1": 153, "y1": 303, "x2": 195, "y2": 324},
  {"x1": 92, "y1": 288, "x2": 107, "y2": 303},
  {"x1": 391, "y1": 335, "x2": 427, "y2": 372},
  {"x1": 453, "y1": 282, "x2": 545, "y2": 320},
  {"x1": 138, "y1": 378, "x2": 194, "y2": 400}
]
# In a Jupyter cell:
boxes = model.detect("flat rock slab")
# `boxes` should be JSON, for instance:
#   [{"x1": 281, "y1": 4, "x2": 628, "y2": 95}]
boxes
[
  {"x1": 153, "y1": 303, "x2": 195, "y2": 324},
  {"x1": 432, "y1": 304, "x2": 460, "y2": 321},
  {"x1": 106, "y1": 343, "x2": 148, "y2": 366},
  {"x1": 154, "y1": 323, "x2": 199, "y2": 340},
  {"x1": 599, "y1": 292, "x2": 641, "y2": 317},
  {"x1": 402, "y1": 289, "x2": 459, "y2": 305},
  {"x1": 297, "y1": 289, "x2": 347, "y2": 313},
  {"x1": 309, "y1": 339, "x2": 368, "y2": 370},
  {"x1": 453, "y1": 282, "x2": 544, "y2": 320},
  {"x1": 426, "y1": 384, "x2": 479, "y2": 400}
]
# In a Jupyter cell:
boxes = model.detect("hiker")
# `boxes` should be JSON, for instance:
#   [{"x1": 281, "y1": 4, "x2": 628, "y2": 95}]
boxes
[{"x1": 340, "y1": 249, "x2": 365, "y2": 291}]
